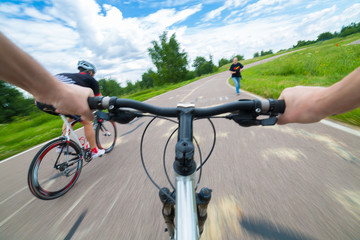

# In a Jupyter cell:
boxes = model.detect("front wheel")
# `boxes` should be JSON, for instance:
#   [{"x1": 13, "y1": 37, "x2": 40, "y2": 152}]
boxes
[
  {"x1": 95, "y1": 120, "x2": 117, "y2": 153},
  {"x1": 28, "y1": 138, "x2": 82, "y2": 200}
]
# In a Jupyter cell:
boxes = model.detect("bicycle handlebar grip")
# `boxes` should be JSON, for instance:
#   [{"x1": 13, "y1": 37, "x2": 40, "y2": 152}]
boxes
[
  {"x1": 261, "y1": 99, "x2": 286, "y2": 114},
  {"x1": 88, "y1": 96, "x2": 104, "y2": 110},
  {"x1": 272, "y1": 99, "x2": 286, "y2": 114}
]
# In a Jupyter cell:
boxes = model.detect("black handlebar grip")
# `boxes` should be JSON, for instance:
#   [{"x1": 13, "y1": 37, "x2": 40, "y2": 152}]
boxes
[
  {"x1": 88, "y1": 96, "x2": 104, "y2": 110},
  {"x1": 273, "y1": 99, "x2": 286, "y2": 114}
]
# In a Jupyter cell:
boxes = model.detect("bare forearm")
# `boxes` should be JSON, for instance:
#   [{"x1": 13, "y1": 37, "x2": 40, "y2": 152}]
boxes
[
  {"x1": 0, "y1": 32, "x2": 62, "y2": 103},
  {"x1": 319, "y1": 66, "x2": 360, "y2": 116},
  {"x1": 0, "y1": 32, "x2": 94, "y2": 120},
  {"x1": 278, "y1": 66, "x2": 360, "y2": 124}
]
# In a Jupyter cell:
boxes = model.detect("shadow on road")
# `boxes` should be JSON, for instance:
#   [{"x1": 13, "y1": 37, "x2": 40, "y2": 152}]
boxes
[
  {"x1": 64, "y1": 209, "x2": 88, "y2": 240},
  {"x1": 240, "y1": 215, "x2": 318, "y2": 240}
]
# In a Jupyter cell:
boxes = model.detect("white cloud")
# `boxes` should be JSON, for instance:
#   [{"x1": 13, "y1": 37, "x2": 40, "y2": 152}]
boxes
[
  {"x1": 245, "y1": 0, "x2": 302, "y2": 18},
  {"x1": 1, "y1": 0, "x2": 359, "y2": 86},
  {"x1": 23, "y1": 7, "x2": 54, "y2": 20},
  {"x1": 341, "y1": 3, "x2": 360, "y2": 21},
  {"x1": 204, "y1": 0, "x2": 249, "y2": 21},
  {"x1": 0, "y1": 3, "x2": 23, "y2": 15},
  {"x1": 181, "y1": 16, "x2": 298, "y2": 64},
  {"x1": 0, "y1": 0, "x2": 202, "y2": 83},
  {"x1": 180, "y1": 2, "x2": 360, "y2": 65},
  {"x1": 152, "y1": 0, "x2": 195, "y2": 8},
  {"x1": 204, "y1": 5, "x2": 227, "y2": 21}
]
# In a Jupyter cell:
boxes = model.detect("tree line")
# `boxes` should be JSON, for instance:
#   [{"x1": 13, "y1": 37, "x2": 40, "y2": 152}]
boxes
[
  {"x1": 1, "y1": 22, "x2": 359, "y2": 123},
  {"x1": 293, "y1": 22, "x2": 360, "y2": 48}
]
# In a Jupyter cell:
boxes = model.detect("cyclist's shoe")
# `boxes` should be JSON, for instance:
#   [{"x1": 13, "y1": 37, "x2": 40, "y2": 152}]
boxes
[{"x1": 91, "y1": 148, "x2": 105, "y2": 159}]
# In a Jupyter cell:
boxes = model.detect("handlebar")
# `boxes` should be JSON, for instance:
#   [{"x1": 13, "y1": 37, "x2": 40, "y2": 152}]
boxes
[{"x1": 88, "y1": 96, "x2": 285, "y2": 118}]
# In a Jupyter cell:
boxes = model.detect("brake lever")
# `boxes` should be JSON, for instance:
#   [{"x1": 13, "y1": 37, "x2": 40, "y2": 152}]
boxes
[
  {"x1": 226, "y1": 113, "x2": 278, "y2": 127},
  {"x1": 94, "y1": 110, "x2": 111, "y2": 121},
  {"x1": 260, "y1": 116, "x2": 278, "y2": 126},
  {"x1": 109, "y1": 109, "x2": 140, "y2": 124}
]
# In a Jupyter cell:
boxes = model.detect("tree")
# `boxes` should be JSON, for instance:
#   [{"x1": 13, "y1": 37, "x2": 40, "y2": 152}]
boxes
[
  {"x1": 339, "y1": 22, "x2": 360, "y2": 37},
  {"x1": 140, "y1": 69, "x2": 155, "y2": 89},
  {"x1": 253, "y1": 52, "x2": 260, "y2": 58},
  {"x1": 218, "y1": 58, "x2": 231, "y2": 67},
  {"x1": 233, "y1": 54, "x2": 244, "y2": 61},
  {"x1": 98, "y1": 78, "x2": 123, "y2": 96},
  {"x1": 260, "y1": 50, "x2": 273, "y2": 56},
  {"x1": 317, "y1": 32, "x2": 334, "y2": 41},
  {"x1": 125, "y1": 81, "x2": 135, "y2": 93},
  {"x1": 192, "y1": 56, "x2": 207, "y2": 72},
  {"x1": 192, "y1": 56, "x2": 216, "y2": 76},
  {"x1": 148, "y1": 32, "x2": 188, "y2": 86},
  {"x1": 185, "y1": 71, "x2": 197, "y2": 80},
  {"x1": 292, "y1": 40, "x2": 316, "y2": 48},
  {"x1": 0, "y1": 80, "x2": 36, "y2": 123}
]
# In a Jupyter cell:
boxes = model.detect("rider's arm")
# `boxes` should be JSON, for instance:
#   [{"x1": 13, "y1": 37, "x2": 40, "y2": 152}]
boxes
[
  {"x1": 240, "y1": 63, "x2": 244, "y2": 72},
  {"x1": 229, "y1": 65, "x2": 235, "y2": 74},
  {"x1": 277, "y1": 66, "x2": 360, "y2": 124},
  {"x1": 0, "y1": 32, "x2": 94, "y2": 120}
]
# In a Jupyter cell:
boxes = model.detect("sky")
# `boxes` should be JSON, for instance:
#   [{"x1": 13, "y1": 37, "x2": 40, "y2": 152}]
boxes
[{"x1": 1, "y1": 0, "x2": 360, "y2": 86}]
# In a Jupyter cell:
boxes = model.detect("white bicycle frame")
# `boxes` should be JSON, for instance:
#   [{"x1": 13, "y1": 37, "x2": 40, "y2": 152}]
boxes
[
  {"x1": 59, "y1": 114, "x2": 87, "y2": 150},
  {"x1": 175, "y1": 173, "x2": 199, "y2": 239}
]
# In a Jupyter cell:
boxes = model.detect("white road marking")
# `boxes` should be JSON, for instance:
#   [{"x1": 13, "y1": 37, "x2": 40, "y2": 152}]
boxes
[
  {"x1": 59, "y1": 178, "x2": 103, "y2": 223},
  {"x1": 0, "y1": 186, "x2": 28, "y2": 205},
  {"x1": 320, "y1": 119, "x2": 360, "y2": 137},
  {"x1": 0, "y1": 197, "x2": 35, "y2": 227}
]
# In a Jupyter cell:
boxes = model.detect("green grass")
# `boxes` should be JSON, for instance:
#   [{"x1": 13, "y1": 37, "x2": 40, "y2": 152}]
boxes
[
  {"x1": 0, "y1": 113, "x2": 62, "y2": 160},
  {"x1": 1, "y1": 34, "x2": 360, "y2": 161},
  {"x1": 0, "y1": 112, "x2": 84, "y2": 161},
  {"x1": 229, "y1": 33, "x2": 360, "y2": 126}
]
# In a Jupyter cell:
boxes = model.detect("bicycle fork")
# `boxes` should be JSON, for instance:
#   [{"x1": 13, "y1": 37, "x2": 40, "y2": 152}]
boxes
[{"x1": 159, "y1": 184, "x2": 212, "y2": 239}]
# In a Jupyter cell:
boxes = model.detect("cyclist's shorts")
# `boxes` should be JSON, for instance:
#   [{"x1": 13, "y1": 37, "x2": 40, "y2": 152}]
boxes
[{"x1": 36, "y1": 101, "x2": 82, "y2": 121}]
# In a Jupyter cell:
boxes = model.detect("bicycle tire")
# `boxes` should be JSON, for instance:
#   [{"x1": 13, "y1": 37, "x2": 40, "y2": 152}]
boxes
[
  {"x1": 28, "y1": 138, "x2": 82, "y2": 200},
  {"x1": 95, "y1": 120, "x2": 117, "y2": 153}
]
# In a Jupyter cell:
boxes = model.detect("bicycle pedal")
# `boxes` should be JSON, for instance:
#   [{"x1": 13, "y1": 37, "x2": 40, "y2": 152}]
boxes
[{"x1": 84, "y1": 151, "x2": 93, "y2": 162}]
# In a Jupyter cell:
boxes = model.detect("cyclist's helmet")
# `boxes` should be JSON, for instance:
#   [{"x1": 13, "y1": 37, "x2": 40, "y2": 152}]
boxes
[{"x1": 77, "y1": 60, "x2": 96, "y2": 73}]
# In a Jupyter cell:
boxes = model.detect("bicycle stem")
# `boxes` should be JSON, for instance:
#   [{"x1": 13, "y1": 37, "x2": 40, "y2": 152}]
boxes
[{"x1": 174, "y1": 106, "x2": 196, "y2": 176}]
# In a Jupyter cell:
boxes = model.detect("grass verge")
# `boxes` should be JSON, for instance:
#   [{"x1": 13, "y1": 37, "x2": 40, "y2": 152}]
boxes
[{"x1": 229, "y1": 34, "x2": 360, "y2": 126}]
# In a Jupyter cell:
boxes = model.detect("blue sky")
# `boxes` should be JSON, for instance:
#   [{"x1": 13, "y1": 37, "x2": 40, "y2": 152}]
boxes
[{"x1": 1, "y1": 0, "x2": 359, "y2": 85}]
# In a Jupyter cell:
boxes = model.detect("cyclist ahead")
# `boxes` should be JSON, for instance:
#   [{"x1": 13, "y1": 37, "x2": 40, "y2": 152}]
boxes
[
  {"x1": 37, "y1": 60, "x2": 105, "y2": 158},
  {"x1": 229, "y1": 57, "x2": 244, "y2": 95}
]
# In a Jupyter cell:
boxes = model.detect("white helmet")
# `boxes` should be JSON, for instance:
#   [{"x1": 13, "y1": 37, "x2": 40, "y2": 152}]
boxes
[{"x1": 77, "y1": 60, "x2": 96, "y2": 73}]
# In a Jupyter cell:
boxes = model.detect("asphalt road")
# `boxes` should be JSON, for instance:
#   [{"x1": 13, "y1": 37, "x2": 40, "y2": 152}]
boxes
[{"x1": 1, "y1": 57, "x2": 360, "y2": 239}]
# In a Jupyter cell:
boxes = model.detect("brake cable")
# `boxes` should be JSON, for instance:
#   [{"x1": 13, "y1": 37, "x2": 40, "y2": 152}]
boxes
[{"x1": 139, "y1": 115, "x2": 217, "y2": 201}]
